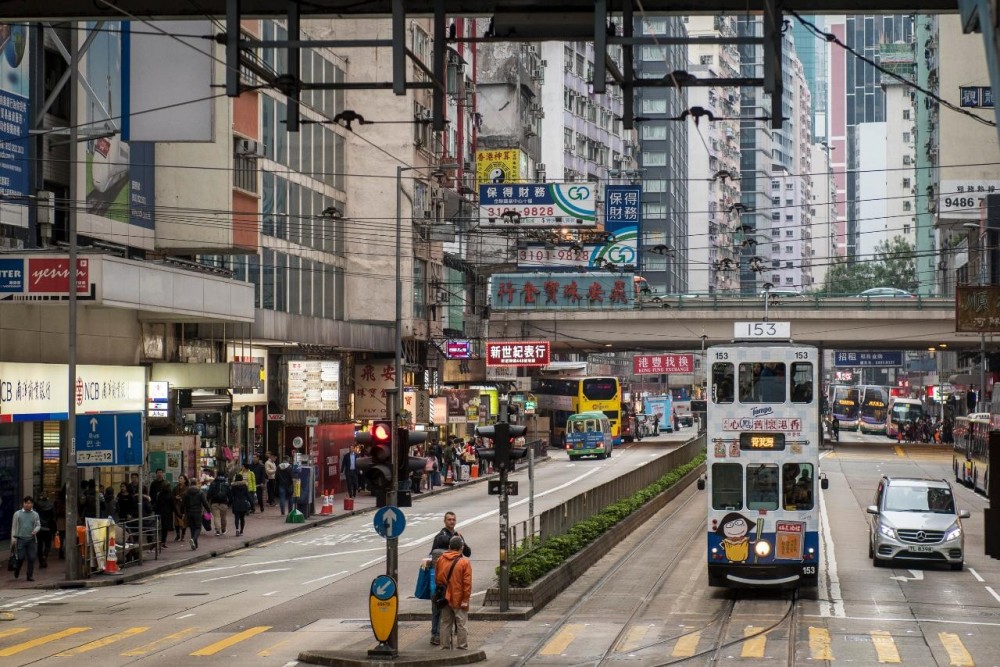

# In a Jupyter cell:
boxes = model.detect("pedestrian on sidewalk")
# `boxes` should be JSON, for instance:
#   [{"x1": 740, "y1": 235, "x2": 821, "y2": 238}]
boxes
[
  {"x1": 250, "y1": 455, "x2": 266, "y2": 512},
  {"x1": 173, "y1": 475, "x2": 189, "y2": 542},
  {"x1": 182, "y1": 483, "x2": 211, "y2": 550},
  {"x1": 429, "y1": 511, "x2": 471, "y2": 645},
  {"x1": 436, "y1": 535, "x2": 472, "y2": 650},
  {"x1": 34, "y1": 494, "x2": 56, "y2": 569},
  {"x1": 239, "y1": 462, "x2": 257, "y2": 514},
  {"x1": 10, "y1": 496, "x2": 41, "y2": 581},
  {"x1": 207, "y1": 471, "x2": 232, "y2": 536},
  {"x1": 154, "y1": 482, "x2": 176, "y2": 549},
  {"x1": 276, "y1": 457, "x2": 294, "y2": 515},
  {"x1": 342, "y1": 445, "x2": 361, "y2": 498},
  {"x1": 264, "y1": 454, "x2": 278, "y2": 506},
  {"x1": 230, "y1": 474, "x2": 252, "y2": 536}
]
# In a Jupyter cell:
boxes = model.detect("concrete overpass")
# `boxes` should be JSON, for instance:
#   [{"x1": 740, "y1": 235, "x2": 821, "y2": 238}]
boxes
[{"x1": 487, "y1": 296, "x2": 983, "y2": 352}]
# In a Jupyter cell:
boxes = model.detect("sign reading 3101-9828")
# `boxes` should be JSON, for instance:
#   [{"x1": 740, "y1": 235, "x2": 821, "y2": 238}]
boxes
[{"x1": 479, "y1": 183, "x2": 596, "y2": 228}]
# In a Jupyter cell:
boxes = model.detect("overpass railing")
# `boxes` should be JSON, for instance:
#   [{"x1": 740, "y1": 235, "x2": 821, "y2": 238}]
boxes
[{"x1": 635, "y1": 294, "x2": 953, "y2": 311}]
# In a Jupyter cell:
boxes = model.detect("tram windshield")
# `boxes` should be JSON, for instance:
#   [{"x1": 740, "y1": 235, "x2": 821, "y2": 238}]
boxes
[{"x1": 747, "y1": 463, "x2": 780, "y2": 510}]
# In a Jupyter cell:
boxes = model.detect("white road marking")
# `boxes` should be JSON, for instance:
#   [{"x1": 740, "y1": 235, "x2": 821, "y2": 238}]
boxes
[
  {"x1": 202, "y1": 567, "x2": 291, "y2": 582},
  {"x1": 301, "y1": 570, "x2": 348, "y2": 585},
  {"x1": 361, "y1": 556, "x2": 385, "y2": 568},
  {"x1": 968, "y1": 567, "x2": 985, "y2": 582},
  {"x1": 263, "y1": 591, "x2": 279, "y2": 596},
  {"x1": 818, "y1": 451, "x2": 845, "y2": 618},
  {"x1": 890, "y1": 569, "x2": 924, "y2": 582},
  {"x1": 176, "y1": 613, "x2": 195, "y2": 619},
  {"x1": 986, "y1": 586, "x2": 1000, "y2": 604},
  {"x1": 828, "y1": 614, "x2": 1000, "y2": 628}
]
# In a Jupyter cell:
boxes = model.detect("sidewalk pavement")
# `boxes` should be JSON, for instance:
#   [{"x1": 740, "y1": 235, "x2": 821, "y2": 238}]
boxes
[{"x1": 1, "y1": 474, "x2": 490, "y2": 592}]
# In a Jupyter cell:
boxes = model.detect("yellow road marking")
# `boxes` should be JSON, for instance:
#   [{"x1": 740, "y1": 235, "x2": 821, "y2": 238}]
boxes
[
  {"x1": 742, "y1": 626, "x2": 766, "y2": 658},
  {"x1": 56, "y1": 627, "x2": 149, "y2": 656},
  {"x1": 672, "y1": 631, "x2": 700, "y2": 657},
  {"x1": 0, "y1": 627, "x2": 90, "y2": 657},
  {"x1": 122, "y1": 627, "x2": 198, "y2": 656},
  {"x1": 617, "y1": 625, "x2": 649, "y2": 653},
  {"x1": 939, "y1": 632, "x2": 974, "y2": 666},
  {"x1": 871, "y1": 630, "x2": 901, "y2": 663},
  {"x1": 190, "y1": 626, "x2": 270, "y2": 656},
  {"x1": 809, "y1": 627, "x2": 833, "y2": 661},
  {"x1": 0, "y1": 627, "x2": 28, "y2": 640},
  {"x1": 540, "y1": 624, "x2": 582, "y2": 656},
  {"x1": 894, "y1": 446, "x2": 905, "y2": 457},
  {"x1": 258, "y1": 636, "x2": 295, "y2": 657}
]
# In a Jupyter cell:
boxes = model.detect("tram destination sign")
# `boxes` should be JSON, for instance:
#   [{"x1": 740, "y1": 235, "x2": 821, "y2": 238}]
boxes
[{"x1": 833, "y1": 351, "x2": 903, "y2": 367}]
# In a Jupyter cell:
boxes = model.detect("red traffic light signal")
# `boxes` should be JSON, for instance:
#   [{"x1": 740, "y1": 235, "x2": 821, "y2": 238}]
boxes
[{"x1": 371, "y1": 420, "x2": 392, "y2": 447}]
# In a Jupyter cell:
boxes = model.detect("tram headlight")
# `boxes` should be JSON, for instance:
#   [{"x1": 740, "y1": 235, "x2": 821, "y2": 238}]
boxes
[
  {"x1": 879, "y1": 523, "x2": 896, "y2": 539},
  {"x1": 946, "y1": 524, "x2": 962, "y2": 541},
  {"x1": 754, "y1": 540, "x2": 771, "y2": 558}
]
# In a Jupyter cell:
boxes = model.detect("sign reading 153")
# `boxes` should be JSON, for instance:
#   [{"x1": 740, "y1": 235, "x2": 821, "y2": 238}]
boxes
[{"x1": 733, "y1": 321, "x2": 791, "y2": 339}]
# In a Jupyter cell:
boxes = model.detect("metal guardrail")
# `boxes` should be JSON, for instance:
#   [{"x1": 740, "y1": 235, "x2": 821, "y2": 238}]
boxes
[{"x1": 531, "y1": 436, "x2": 704, "y2": 545}]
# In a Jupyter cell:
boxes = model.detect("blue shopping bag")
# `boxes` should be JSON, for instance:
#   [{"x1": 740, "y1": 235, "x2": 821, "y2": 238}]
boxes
[{"x1": 414, "y1": 562, "x2": 436, "y2": 599}]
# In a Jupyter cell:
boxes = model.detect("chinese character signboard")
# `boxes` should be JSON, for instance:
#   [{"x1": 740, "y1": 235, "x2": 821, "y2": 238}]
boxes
[
  {"x1": 475, "y1": 148, "x2": 521, "y2": 186},
  {"x1": 444, "y1": 340, "x2": 473, "y2": 359},
  {"x1": 633, "y1": 354, "x2": 694, "y2": 375},
  {"x1": 287, "y1": 360, "x2": 340, "y2": 411},
  {"x1": 939, "y1": 180, "x2": 1000, "y2": 219},
  {"x1": 485, "y1": 341, "x2": 551, "y2": 367},
  {"x1": 956, "y1": 285, "x2": 1000, "y2": 332},
  {"x1": 353, "y1": 357, "x2": 395, "y2": 419},
  {"x1": 833, "y1": 351, "x2": 903, "y2": 367},
  {"x1": 491, "y1": 272, "x2": 633, "y2": 310},
  {"x1": 479, "y1": 183, "x2": 596, "y2": 228},
  {"x1": 959, "y1": 86, "x2": 995, "y2": 108}
]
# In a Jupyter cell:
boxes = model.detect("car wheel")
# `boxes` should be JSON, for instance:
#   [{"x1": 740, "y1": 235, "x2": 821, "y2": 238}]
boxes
[
  {"x1": 598, "y1": 453, "x2": 606, "y2": 460},
  {"x1": 951, "y1": 561, "x2": 964, "y2": 571},
  {"x1": 873, "y1": 555, "x2": 887, "y2": 568},
  {"x1": 868, "y1": 536, "x2": 874, "y2": 559}
]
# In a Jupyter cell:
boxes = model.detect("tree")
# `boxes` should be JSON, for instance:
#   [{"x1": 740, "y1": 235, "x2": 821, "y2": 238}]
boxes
[{"x1": 821, "y1": 237, "x2": 917, "y2": 294}]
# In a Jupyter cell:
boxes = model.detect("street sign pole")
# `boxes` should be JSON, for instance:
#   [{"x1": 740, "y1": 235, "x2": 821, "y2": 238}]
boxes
[{"x1": 499, "y1": 464, "x2": 510, "y2": 612}]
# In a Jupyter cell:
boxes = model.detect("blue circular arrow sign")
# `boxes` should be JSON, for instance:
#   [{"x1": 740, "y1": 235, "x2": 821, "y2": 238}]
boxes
[
  {"x1": 373, "y1": 506, "x2": 406, "y2": 539},
  {"x1": 371, "y1": 574, "x2": 396, "y2": 601}
]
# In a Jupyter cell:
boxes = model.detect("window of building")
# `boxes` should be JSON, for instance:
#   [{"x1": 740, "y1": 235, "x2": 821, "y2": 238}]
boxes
[
  {"x1": 785, "y1": 275, "x2": 794, "y2": 284},
  {"x1": 771, "y1": 259, "x2": 780, "y2": 268},
  {"x1": 785, "y1": 229, "x2": 794, "y2": 237},
  {"x1": 785, "y1": 198, "x2": 793, "y2": 206},
  {"x1": 771, "y1": 212, "x2": 781, "y2": 221},
  {"x1": 771, "y1": 228, "x2": 781, "y2": 237},
  {"x1": 288, "y1": 255, "x2": 300, "y2": 315},
  {"x1": 902, "y1": 109, "x2": 911, "y2": 120},
  {"x1": 644, "y1": 204, "x2": 667, "y2": 219},
  {"x1": 903, "y1": 224, "x2": 911, "y2": 234},
  {"x1": 772, "y1": 243, "x2": 780, "y2": 252},
  {"x1": 903, "y1": 132, "x2": 911, "y2": 143},
  {"x1": 903, "y1": 200, "x2": 912, "y2": 211},
  {"x1": 262, "y1": 171, "x2": 275, "y2": 236},
  {"x1": 275, "y1": 252, "x2": 287, "y2": 312},
  {"x1": 772, "y1": 197, "x2": 780, "y2": 206},
  {"x1": 771, "y1": 180, "x2": 780, "y2": 191},
  {"x1": 564, "y1": 128, "x2": 573, "y2": 150},
  {"x1": 785, "y1": 245, "x2": 793, "y2": 253},
  {"x1": 700, "y1": 54, "x2": 713, "y2": 65},
  {"x1": 902, "y1": 178, "x2": 911, "y2": 189},
  {"x1": 262, "y1": 248, "x2": 275, "y2": 309},
  {"x1": 641, "y1": 125, "x2": 667, "y2": 140},
  {"x1": 785, "y1": 215, "x2": 794, "y2": 222},
  {"x1": 772, "y1": 273, "x2": 780, "y2": 283},
  {"x1": 642, "y1": 151, "x2": 667, "y2": 166},
  {"x1": 413, "y1": 259, "x2": 426, "y2": 319},
  {"x1": 641, "y1": 98, "x2": 667, "y2": 114},
  {"x1": 786, "y1": 183, "x2": 794, "y2": 190},
  {"x1": 576, "y1": 54, "x2": 585, "y2": 77},
  {"x1": 274, "y1": 175, "x2": 287, "y2": 239},
  {"x1": 785, "y1": 262, "x2": 793, "y2": 268}
]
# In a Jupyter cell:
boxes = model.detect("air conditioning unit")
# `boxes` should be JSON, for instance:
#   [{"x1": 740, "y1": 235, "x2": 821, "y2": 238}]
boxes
[{"x1": 235, "y1": 138, "x2": 261, "y2": 156}]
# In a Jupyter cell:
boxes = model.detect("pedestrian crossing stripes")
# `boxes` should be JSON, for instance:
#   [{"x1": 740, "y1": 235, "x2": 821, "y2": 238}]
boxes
[
  {"x1": 0, "y1": 627, "x2": 90, "y2": 657},
  {"x1": 189, "y1": 626, "x2": 271, "y2": 656}
]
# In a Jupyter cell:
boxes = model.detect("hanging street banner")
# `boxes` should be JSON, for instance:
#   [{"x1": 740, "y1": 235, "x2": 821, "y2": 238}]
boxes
[
  {"x1": 633, "y1": 354, "x2": 694, "y2": 375},
  {"x1": 479, "y1": 183, "x2": 596, "y2": 228},
  {"x1": 833, "y1": 351, "x2": 904, "y2": 367},
  {"x1": 485, "y1": 341, "x2": 551, "y2": 367}
]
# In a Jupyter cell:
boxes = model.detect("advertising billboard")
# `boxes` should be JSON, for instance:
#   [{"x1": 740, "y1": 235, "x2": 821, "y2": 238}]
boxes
[
  {"x1": 0, "y1": 23, "x2": 29, "y2": 229},
  {"x1": 0, "y1": 256, "x2": 96, "y2": 301},
  {"x1": 479, "y1": 183, "x2": 596, "y2": 227},
  {"x1": 633, "y1": 354, "x2": 694, "y2": 375},
  {"x1": 287, "y1": 360, "x2": 340, "y2": 411},
  {"x1": 354, "y1": 357, "x2": 394, "y2": 419},
  {"x1": 77, "y1": 22, "x2": 156, "y2": 250},
  {"x1": 475, "y1": 148, "x2": 521, "y2": 186},
  {"x1": 485, "y1": 341, "x2": 551, "y2": 367}
]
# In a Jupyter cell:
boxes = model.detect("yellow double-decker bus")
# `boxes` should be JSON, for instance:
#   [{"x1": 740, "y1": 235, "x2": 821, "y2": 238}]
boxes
[{"x1": 531, "y1": 376, "x2": 623, "y2": 445}]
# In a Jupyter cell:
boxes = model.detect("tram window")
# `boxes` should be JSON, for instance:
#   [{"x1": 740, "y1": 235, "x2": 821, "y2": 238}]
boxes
[
  {"x1": 746, "y1": 463, "x2": 779, "y2": 510},
  {"x1": 790, "y1": 362, "x2": 813, "y2": 403},
  {"x1": 711, "y1": 463, "x2": 743, "y2": 510},
  {"x1": 712, "y1": 363, "x2": 734, "y2": 404},
  {"x1": 739, "y1": 363, "x2": 786, "y2": 403},
  {"x1": 782, "y1": 463, "x2": 814, "y2": 510}
]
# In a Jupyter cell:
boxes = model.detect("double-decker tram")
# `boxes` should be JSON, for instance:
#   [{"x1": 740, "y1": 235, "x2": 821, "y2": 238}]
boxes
[
  {"x1": 953, "y1": 412, "x2": 991, "y2": 494},
  {"x1": 703, "y1": 321, "x2": 827, "y2": 588}
]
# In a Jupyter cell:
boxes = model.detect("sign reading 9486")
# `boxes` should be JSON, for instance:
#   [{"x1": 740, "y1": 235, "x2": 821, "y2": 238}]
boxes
[{"x1": 479, "y1": 183, "x2": 596, "y2": 228}]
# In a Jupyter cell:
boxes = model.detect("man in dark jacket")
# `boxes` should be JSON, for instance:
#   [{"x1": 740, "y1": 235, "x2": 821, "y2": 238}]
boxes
[
  {"x1": 341, "y1": 445, "x2": 361, "y2": 499},
  {"x1": 276, "y1": 456, "x2": 294, "y2": 515},
  {"x1": 207, "y1": 471, "x2": 231, "y2": 536},
  {"x1": 182, "y1": 484, "x2": 211, "y2": 550}
]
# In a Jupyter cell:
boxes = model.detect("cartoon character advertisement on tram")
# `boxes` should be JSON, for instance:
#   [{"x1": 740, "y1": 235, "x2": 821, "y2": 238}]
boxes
[{"x1": 713, "y1": 512, "x2": 757, "y2": 563}]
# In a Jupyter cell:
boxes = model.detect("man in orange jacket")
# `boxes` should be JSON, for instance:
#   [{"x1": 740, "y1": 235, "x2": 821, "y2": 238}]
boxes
[{"x1": 435, "y1": 535, "x2": 472, "y2": 650}]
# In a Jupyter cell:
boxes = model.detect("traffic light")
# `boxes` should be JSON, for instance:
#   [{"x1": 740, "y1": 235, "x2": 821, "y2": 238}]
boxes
[
  {"x1": 395, "y1": 427, "x2": 428, "y2": 483},
  {"x1": 356, "y1": 420, "x2": 393, "y2": 492},
  {"x1": 475, "y1": 421, "x2": 528, "y2": 470}
]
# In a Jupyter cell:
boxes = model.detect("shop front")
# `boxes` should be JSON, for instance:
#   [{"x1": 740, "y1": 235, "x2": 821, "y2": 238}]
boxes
[{"x1": 0, "y1": 362, "x2": 146, "y2": 540}]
